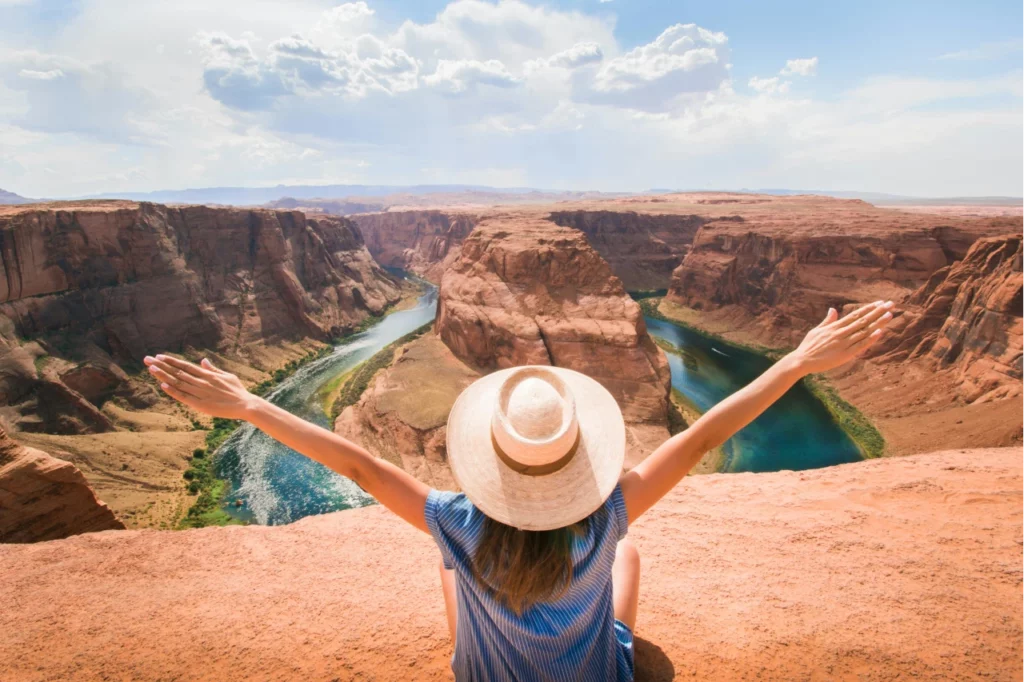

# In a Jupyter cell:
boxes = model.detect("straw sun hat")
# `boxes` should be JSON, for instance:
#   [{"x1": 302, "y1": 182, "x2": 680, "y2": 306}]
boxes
[{"x1": 446, "y1": 365, "x2": 626, "y2": 531}]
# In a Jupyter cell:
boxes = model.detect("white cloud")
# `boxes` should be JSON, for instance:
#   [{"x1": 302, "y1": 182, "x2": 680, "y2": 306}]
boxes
[
  {"x1": 323, "y1": 2, "x2": 374, "y2": 24},
  {"x1": 423, "y1": 58, "x2": 519, "y2": 93},
  {"x1": 780, "y1": 56, "x2": 818, "y2": 76},
  {"x1": 591, "y1": 24, "x2": 730, "y2": 111},
  {"x1": 748, "y1": 76, "x2": 789, "y2": 94},
  {"x1": 18, "y1": 68, "x2": 64, "y2": 80},
  {"x1": 526, "y1": 42, "x2": 604, "y2": 71}
]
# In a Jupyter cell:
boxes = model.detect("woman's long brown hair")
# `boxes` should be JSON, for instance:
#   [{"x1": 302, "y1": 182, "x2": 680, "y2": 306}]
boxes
[{"x1": 472, "y1": 507, "x2": 606, "y2": 615}]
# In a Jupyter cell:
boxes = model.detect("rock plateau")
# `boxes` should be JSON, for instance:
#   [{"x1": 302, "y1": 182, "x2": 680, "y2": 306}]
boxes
[{"x1": 1, "y1": 448, "x2": 1019, "y2": 681}]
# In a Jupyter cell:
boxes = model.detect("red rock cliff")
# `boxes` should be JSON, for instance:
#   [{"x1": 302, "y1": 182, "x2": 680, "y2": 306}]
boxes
[
  {"x1": 872, "y1": 234, "x2": 1022, "y2": 402},
  {"x1": 666, "y1": 202, "x2": 1015, "y2": 347},
  {"x1": 0, "y1": 426, "x2": 123, "y2": 542},
  {"x1": 0, "y1": 201, "x2": 401, "y2": 434},
  {"x1": 435, "y1": 218, "x2": 671, "y2": 463},
  {"x1": 351, "y1": 210, "x2": 478, "y2": 283},
  {"x1": 549, "y1": 210, "x2": 708, "y2": 291}
]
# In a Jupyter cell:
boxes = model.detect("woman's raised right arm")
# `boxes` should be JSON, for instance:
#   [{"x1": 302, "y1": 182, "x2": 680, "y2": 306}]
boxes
[
  {"x1": 619, "y1": 301, "x2": 895, "y2": 524},
  {"x1": 144, "y1": 355, "x2": 432, "y2": 533}
]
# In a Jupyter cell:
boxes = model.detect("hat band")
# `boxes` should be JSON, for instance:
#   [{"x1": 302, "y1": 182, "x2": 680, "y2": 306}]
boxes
[{"x1": 491, "y1": 429, "x2": 581, "y2": 477}]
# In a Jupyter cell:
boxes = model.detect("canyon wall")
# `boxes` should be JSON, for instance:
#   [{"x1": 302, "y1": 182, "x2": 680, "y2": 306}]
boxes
[
  {"x1": 873, "y1": 234, "x2": 1022, "y2": 402},
  {"x1": 666, "y1": 209, "x2": 1016, "y2": 347},
  {"x1": 2, "y1": 447, "x2": 1020, "y2": 680},
  {"x1": 549, "y1": 210, "x2": 708, "y2": 290},
  {"x1": 353, "y1": 208, "x2": 706, "y2": 292},
  {"x1": 0, "y1": 201, "x2": 403, "y2": 541},
  {"x1": 0, "y1": 426, "x2": 123, "y2": 542},
  {"x1": 351, "y1": 210, "x2": 478, "y2": 283},
  {"x1": 435, "y1": 219, "x2": 672, "y2": 463},
  {"x1": 0, "y1": 201, "x2": 401, "y2": 435}
]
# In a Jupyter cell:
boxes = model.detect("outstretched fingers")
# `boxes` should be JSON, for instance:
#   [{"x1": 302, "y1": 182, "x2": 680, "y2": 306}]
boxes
[
  {"x1": 148, "y1": 354, "x2": 216, "y2": 381},
  {"x1": 148, "y1": 364, "x2": 205, "y2": 399},
  {"x1": 200, "y1": 358, "x2": 227, "y2": 374},
  {"x1": 159, "y1": 381, "x2": 203, "y2": 410},
  {"x1": 837, "y1": 301, "x2": 893, "y2": 337}
]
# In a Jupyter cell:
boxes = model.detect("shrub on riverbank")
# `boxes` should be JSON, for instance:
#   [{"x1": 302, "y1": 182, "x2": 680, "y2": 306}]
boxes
[{"x1": 804, "y1": 378, "x2": 886, "y2": 459}]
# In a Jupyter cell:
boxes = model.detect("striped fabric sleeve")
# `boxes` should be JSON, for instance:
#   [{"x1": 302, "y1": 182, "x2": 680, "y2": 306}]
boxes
[
  {"x1": 425, "y1": 489, "x2": 457, "y2": 569},
  {"x1": 609, "y1": 483, "x2": 629, "y2": 541}
]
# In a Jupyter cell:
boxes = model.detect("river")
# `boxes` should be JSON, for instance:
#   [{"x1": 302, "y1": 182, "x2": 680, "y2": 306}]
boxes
[
  {"x1": 215, "y1": 283, "x2": 861, "y2": 526},
  {"x1": 214, "y1": 279, "x2": 438, "y2": 525},
  {"x1": 645, "y1": 316, "x2": 863, "y2": 473}
]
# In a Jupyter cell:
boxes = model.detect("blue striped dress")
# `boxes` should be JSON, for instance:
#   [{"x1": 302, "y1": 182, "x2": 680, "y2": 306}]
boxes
[{"x1": 425, "y1": 484, "x2": 635, "y2": 682}]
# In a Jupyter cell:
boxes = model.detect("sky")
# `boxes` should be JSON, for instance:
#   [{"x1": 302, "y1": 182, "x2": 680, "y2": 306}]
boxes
[{"x1": 0, "y1": 0, "x2": 1021, "y2": 198}]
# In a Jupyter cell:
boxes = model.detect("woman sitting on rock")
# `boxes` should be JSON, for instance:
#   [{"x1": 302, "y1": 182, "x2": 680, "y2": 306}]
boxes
[{"x1": 145, "y1": 300, "x2": 894, "y2": 682}]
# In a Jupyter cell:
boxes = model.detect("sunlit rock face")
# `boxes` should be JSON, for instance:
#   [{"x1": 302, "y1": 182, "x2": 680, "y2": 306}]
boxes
[
  {"x1": 0, "y1": 426, "x2": 123, "y2": 543},
  {"x1": 435, "y1": 218, "x2": 671, "y2": 464},
  {"x1": 0, "y1": 201, "x2": 401, "y2": 434},
  {"x1": 873, "y1": 234, "x2": 1022, "y2": 403}
]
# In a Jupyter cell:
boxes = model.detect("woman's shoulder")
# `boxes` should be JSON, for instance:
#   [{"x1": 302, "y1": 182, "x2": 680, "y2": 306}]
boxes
[{"x1": 426, "y1": 489, "x2": 480, "y2": 532}]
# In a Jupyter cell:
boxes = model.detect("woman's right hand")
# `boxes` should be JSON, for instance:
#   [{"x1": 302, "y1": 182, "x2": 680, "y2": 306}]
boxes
[
  {"x1": 788, "y1": 300, "x2": 895, "y2": 375},
  {"x1": 143, "y1": 355, "x2": 258, "y2": 420}
]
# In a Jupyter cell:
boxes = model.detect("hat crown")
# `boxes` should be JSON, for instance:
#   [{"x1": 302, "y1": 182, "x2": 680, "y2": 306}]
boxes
[
  {"x1": 505, "y1": 377, "x2": 566, "y2": 440},
  {"x1": 492, "y1": 368, "x2": 579, "y2": 470}
]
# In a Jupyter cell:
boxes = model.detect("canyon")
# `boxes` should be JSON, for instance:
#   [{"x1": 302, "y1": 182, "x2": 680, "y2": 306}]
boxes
[
  {"x1": 337, "y1": 218, "x2": 674, "y2": 478},
  {"x1": 0, "y1": 192, "x2": 1019, "y2": 680},
  {"x1": 343, "y1": 195, "x2": 1021, "y2": 461},
  {"x1": 0, "y1": 201, "x2": 403, "y2": 530},
  {"x1": 1, "y1": 447, "x2": 1019, "y2": 680}
]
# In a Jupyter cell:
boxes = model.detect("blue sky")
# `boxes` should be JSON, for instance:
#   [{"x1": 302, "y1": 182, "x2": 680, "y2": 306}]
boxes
[{"x1": 0, "y1": 0, "x2": 1021, "y2": 197}]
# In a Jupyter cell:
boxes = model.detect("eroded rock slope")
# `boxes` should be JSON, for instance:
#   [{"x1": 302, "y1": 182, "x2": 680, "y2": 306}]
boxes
[{"x1": 0, "y1": 426, "x2": 122, "y2": 542}]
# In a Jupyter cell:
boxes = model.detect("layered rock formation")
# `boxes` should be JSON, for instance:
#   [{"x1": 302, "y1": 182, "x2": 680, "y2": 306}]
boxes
[
  {"x1": 0, "y1": 201, "x2": 401, "y2": 434},
  {"x1": 549, "y1": 210, "x2": 708, "y2": 290},
  {"x1": 872, "y1": 234, "x2": 1022, "y2": 402},
  {"x1": 336, "y1": 334, "x2": 479, "y2": 490},
  {"x1": 435, "y1": 219, "x2": 672, "y2": 463},
  {"x1": 0, "y1": 426, "x2": 122, "y2": 542},
  {"x1": 352, "y1": 210, "x2": 478, "y2": 282},
  {"x1": 2, "y1": 448, "x2": 1019, "y2": 680},
  {"x1": 668, "y1": 223, "x2": 989, "y2": 347}
]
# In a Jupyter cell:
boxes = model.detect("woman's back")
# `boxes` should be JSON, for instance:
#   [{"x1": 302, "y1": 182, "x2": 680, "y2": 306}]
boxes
[{"x1": 426, "y1": 485, "x2": 634, "y2": 682}]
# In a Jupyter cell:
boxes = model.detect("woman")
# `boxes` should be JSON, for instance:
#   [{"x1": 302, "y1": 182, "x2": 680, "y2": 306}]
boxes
[{"x1": 144, "y1": 300, "x2": 894, "y2": 681}]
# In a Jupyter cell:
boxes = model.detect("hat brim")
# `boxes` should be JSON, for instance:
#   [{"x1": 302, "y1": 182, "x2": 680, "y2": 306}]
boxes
[{"x1": 446, "y1": 366, "x2": 625, "y2": 531}]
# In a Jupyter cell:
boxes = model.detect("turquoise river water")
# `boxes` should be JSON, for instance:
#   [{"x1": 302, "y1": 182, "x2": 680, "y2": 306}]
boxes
[{"x1": 215, "y1": 283, "x2": 861, "y2": 525}]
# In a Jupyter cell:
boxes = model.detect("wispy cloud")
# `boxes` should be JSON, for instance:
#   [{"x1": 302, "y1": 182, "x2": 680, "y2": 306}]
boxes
[{"x1": 936, "y1": 40, "x2": 1022, "y2": 61}]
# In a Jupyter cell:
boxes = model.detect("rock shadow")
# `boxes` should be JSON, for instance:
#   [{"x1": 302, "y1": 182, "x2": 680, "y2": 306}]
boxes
[{"x1": 635, "y1": 636, "x2": 676, "y2": 681}]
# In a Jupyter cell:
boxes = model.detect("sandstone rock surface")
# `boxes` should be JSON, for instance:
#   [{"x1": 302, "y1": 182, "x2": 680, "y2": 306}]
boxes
[
  {"x1": 0, "y1": 426, "x2": 122, "y2": 542},
  {"x1": 352, "y1": 210, "x2": 478, "y2": 282},
  {"x1": 549, "y1": 210, "x2": 706, "y2": 290},
  {"x1": 435, "y1": 218, "x2": 672, "y2": 463},
  {"x1": 873, "y1": 234, "x2": 1022, "y2": 402},
  {"x1": 1, "y1": 448, "x2": 1019, "y2": 681},
  {"x1": 664, "y1": 195, "x2": 1016, "y2": 348},
  {"x1": 335, "y1": 334, "x2": 479, "y2": 490},
  {"x1": 0, "y1": 201, "x2": 401, "y2": 435}
]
